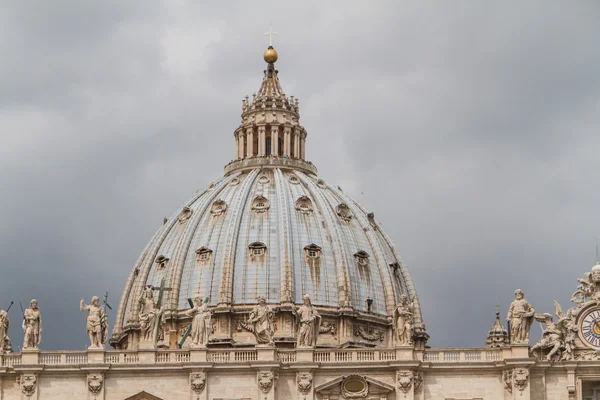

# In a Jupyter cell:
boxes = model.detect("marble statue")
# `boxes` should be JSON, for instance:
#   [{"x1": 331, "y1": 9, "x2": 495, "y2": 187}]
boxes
[
  {"x1": 248, "y1": 296, "x2": 275, "y2": 345},
  {"x1": 138, "y1": 287, "x2": 161, "y2": 343},
  {"x1": 571, "y1": 272, "x2": 595, "y2": 304},
  {"x1": 22, "y1": 299, "x2": 42, "y2": 349},
  {"x1": 531, "y1": 301, "x2": 577, "y2": 361},
  {"x1": 394, "y1": 294, "x2": 414, "y2": 345},
  {"x1": 80, "y1": 296, "x2": 108, "y2": 349},
  {"x1": 292, "y1": 294, "x2": 321, "y2": 348},
  {"x1": 186, "y1": 297, "x2": 211, "y2": 347},
  {"x1": 531, "y1": 313, "x2": 565, "y2": 361},
  {"x1": 0, "y1": 309, "x2": 9, "y2": 354},
  {"x1": 506, "y1": 289, "x2": 534, "y2": 344}
]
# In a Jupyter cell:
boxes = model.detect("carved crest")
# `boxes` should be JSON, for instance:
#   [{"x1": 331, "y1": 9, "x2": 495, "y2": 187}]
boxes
[
  {"x1": 340, "y1": 374, "x2": 368, "y2": 398},
  {"x1": 88, "y1": 374, "x2": 103, "y2": 395},
  {"x1": 513, "y1": 368, "x2": 529, "y2": 392},
  {"x1": 396, "y1": 371, "x2": 413, "y2": 393},
  {"x1": 190, "y1": 372, "x2": 206, "y2": 394},
  {"x1": 296, "y1": 372, "x2": 313, "y2": 395},
  {"x1": 257, "y1": 371, "x2": 276, "y2": 394},
  {"x1": 20, "y1": 375, "x2": 37, "y2": 397}
]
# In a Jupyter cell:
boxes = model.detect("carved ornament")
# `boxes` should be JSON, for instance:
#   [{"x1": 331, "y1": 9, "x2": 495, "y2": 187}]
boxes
[
  {"x1": 20, "y1": 375, "x2": 37, "y2": 397},
  {"x1": 190, "y1": 372, "x2": 206, "y2": 394},
  {"x1": 513, "y1": 368, "x2": 529, "y2": 392},
  {"x1": 257, "y1": 371, "x2": 276, "y2": 394},
  {"x1": 354, "y1": 325, "x2": 384, "y2": 342},
  {"x1": 340, "y1": 374, "x2": 368, "y2": 398},
  {"x1": 396, "y1": 371, "x2": 413, "y2": 393},
  {"x1": 296, "y1": 372, "x2": 312, "y2": 395},
  {"x1": 88, "y1": 374, "x2": 103, "y2": 395}
]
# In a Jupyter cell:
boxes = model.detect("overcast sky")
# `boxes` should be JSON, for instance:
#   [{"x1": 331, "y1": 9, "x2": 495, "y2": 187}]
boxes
[{"x1": 0, "y1": 2, "x2": 599, "y2": 351}]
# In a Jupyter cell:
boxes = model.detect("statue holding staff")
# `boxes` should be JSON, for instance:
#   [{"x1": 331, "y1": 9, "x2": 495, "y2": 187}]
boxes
[
  {"x1": 80, "y1": 296, "x2": 108, "y2": 349},
  {"x1": 22, "y1": 299, "x2": 42, "y2": 349}
]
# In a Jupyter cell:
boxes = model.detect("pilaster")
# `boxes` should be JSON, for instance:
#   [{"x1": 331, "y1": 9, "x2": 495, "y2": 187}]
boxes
[
  {"x1": 239, "y1": 133, "x2": 245, "y2": 159},
  {"x1": 283, "y1": 126, "x2": 291, "y2": 157},
  {"x1": 293, "y1": 129, "x2": 300, "y2": 159},
  {"x1": 258, "y1": 125, "x2": 266, "y2": 156},
  {"x1": 246, "y1": 128, "x2": 254, "y2": 157}
]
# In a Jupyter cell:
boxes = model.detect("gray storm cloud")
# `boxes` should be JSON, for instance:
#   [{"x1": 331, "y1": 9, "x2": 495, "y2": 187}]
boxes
[{"x1": 0, "y1": 1, "x2": 598, "y2": 349}]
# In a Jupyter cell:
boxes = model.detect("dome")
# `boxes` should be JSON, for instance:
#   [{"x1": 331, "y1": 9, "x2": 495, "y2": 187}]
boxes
[{"x1": 111, "y1": 47, "x2": 425, "y2": 350}]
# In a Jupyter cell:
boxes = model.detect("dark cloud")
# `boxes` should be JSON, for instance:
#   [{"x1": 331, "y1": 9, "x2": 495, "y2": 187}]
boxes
[{"x1": 0, "y1": 2, "x2": 598, "y2": 350}]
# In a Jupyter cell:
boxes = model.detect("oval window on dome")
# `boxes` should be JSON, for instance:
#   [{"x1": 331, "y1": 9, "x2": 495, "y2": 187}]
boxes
[
  {"x1": 155, "y1": 255, "x2": 170, "y2": 270},
  {"x1": 295, "y1": 196, "x2": 313, "y2": 215},
  {"x1": 289, "y1": 175, "x2": 300, "y2": 184},
  {"x1": 210, "y1": 199, "x2": 227, "y2": 217},
  {"x1": 178, "y1": 206, "x2": 193, "y2": 223},
  {"x1": 229, "y1": 177, "x2": 240, "y2": 186},
  {"x1": 354, "y1": 250, "x2": 370, "y2": 267},
  {"x1": 258, "y1": 175, "x2": 270, "y2": 184},
  {"x1": 316, "y1": 179, "x2": 326, "y2": 188},
  {"x1": 336, "y1": 203, "x2": 352, "y2": 222},
  {"x1": 251, "y1": 196, "x2": 270, "y2": 214}
]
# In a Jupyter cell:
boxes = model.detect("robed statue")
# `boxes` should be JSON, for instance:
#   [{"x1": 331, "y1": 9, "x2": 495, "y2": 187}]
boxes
[
  {"x1": 394, "y1": 294, "x2": 414, "y2": 345},
  {"x1": 0, "y1": 309, "x2": 9, "y2": 354},
  {"x1": 248, "y1": 296, "x2": 275, "y2": 345},
  {"x1": 186, "y1": 297, "x2": 212, "y2": 347},
  {"x1": 22, "y1": 299, "x2": 42, "y2": 349},
  {"x1": 506, "y1": 289, "x2": 535, "y2": 344},
  {"x1": 293, "y1": 294, "x2": 321, "y2": 348},
  {"x1": 80, "y1": 296, "x2": 108, "y2": 349},
  {"x1": 138, "y1": 287, "x2": 161, "y2": 343}
]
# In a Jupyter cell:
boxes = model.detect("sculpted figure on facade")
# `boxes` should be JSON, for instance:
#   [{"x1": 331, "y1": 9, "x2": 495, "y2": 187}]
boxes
[
  {"x1": 0, "y1": 309, "x2": 9, "y2": 354},
  {"x1": 296, "y1": 372, "x2": 312, "y2": 395},
  {"x1": 22, "y1": 299, "x2": 42, "y2": 349},
  {"x1": 531, "y1": 301, "x2": 577, "y2": 361},
  {"x1": 394, "y1": 294, "x2": 414, "y2": 345},
  {"x1": 506, "y1": 289, "x2": 534, "y2": 344},
  {"x1": 138, "y1": 287, "x2": 161, "y2": 343},
  {"x1": 80, "y1": 296, "x2": 108, "y2": 349},
  {"x1": 248, "y1": 296, "x2": 275, "y2": 345},
  {"x1": 186, "y1": 297, "x2": 211, "y2": 347},
  {"x1": 571, "y1": 272, "x2": 596, "y2": 304},
  {"x1": 292, "y1": 294, "x2": 321, "y2": 348}
]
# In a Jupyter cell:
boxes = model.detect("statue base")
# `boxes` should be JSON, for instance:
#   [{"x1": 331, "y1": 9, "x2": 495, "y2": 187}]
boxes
[
  {"x1": 507, "y1": 343, "x2": 531, "y2": 359},
  {"x1": 189, "y1": 343, "x2": 207, "y2": 349},
  {"x1": 138, "y1": 340, "x2": 156, "y2": 350},
  {"x1": 21, "y1": 347, "x2": 40, "y2": 365},
  {"x1": 256, "y1": 344, "x2": 276, "y2": 361},
  {"x1": 86, "y1": 348, "x2": 105, "y2": 364}
]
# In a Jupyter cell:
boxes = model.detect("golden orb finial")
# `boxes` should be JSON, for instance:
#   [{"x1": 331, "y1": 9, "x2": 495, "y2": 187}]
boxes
[{"x1": 264, "y1": 46, "x2": 278, "y2": 64}]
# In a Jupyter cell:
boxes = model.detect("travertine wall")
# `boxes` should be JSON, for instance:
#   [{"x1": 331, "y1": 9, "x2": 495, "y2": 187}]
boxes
[{"x1": 0, "y1": 367, "x2": 577, "y2": 400}]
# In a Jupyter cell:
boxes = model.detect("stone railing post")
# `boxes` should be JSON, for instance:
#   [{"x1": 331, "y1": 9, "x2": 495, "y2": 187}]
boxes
[{"x1": 20, "y1": 348, "x2": 39, "y2": 365}]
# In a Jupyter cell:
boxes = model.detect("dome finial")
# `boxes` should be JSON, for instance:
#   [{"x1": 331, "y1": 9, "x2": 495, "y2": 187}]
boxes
[{"x1": 263, "y1": 22, "x2": 279, "y2": 63}]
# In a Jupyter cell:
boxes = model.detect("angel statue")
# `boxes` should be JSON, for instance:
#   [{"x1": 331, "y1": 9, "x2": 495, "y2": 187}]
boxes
[
  {"x1": 394, "y1": 294, "x2": 414, "y2": 345},
  {"x1": 531, "y1": 301, "x2": 576, "y2": 361},
  {"x1": 80, "y1": 296, "x2": 108, "y2": 349},
  {"x1": 570, "y1": 272, "x2": 595, "y2": 305}
]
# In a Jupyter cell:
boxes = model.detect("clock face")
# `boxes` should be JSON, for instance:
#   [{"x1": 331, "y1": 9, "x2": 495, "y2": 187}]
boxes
[{"x1": 579, "y1": 307, "x2": 600, "y2": 349}]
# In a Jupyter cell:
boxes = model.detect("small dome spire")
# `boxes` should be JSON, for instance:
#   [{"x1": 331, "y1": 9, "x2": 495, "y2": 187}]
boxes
[
  {"x1": 264, "y1": 46, "x2": 278, "y2": 64},
  {"x1": 486, "y1": 307, "x2": 509, "y2": 348}
]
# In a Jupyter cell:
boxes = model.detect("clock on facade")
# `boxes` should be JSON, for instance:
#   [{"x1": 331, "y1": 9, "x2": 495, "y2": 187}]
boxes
[{"x1": 579, "y1": 306, "x2": 600, "y2": 349}]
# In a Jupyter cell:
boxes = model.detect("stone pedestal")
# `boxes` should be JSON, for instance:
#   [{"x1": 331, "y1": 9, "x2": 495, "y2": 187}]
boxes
[
  {"x1": 395, "y1": 346, "x2": 415, "y2": 361},
  {"x1": 21, "y1": 348, "x2": 39, "y2": 365},
  {"x1": 296, "y1": 348, "x2": 314, "y2": 362},
  {"x1": 138, "y1": 349, "x2": 155, "y2": 363},
  {"x1": 87, "y1": 348, "x2": 105, "y2": 364},
  {"x1": 189, "y1": 348, "x2": 208, "y2": 363},
  {"x1": 256, "y1": 345, "x2": 276, "y2": 362},
  {"x1": 507, "y1": 344, "x2": 530, "y2": 359},
  {"x1": 138, "y1": 340, "x2": 155, "y2": 350}
]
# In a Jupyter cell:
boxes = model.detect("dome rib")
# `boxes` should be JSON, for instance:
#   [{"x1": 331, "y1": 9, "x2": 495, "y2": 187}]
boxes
[
  {"x1": 217, "y1": 169, "x2": 261, "y2": 306},
  {"x1": 274, "y1": 169, "x2": 294, "y2": 303},
  {"x1": 297, "y1": 173, "x2": 351, "y2": 308}
]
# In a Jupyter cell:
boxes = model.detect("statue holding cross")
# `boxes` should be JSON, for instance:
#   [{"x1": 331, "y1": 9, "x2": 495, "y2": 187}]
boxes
[{"x1": 138, "y1": 278, "x2": 172, "y2": 346}]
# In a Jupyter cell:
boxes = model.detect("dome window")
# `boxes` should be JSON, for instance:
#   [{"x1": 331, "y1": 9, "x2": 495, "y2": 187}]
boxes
[
  {"x1": 229, "y1": 177, "x2": 240, "y2": 186},
  {"x1": 304, "y1": 243, "x2": 322, "y2": 259},
  {"x1": 249, "y1": 242, "x2": 267, "y2": 259},
  {"x1": 155, "y1": 255, "x2": 170, "y2": 270},
  {"x1": 336, "y1": 203, "x2": 353, "y2": 222},
  {"x1": 251, "y1": 196, "x2": 270, "y2": 213},
  {"x1": 316, "y1": 179, "x2": 327, "y2": 188},
  {"x1": 295, "y1": 196, "x2": 313, "y2": 215},
  {"x1": 178, "y1": 207, "x2": 193, "y2": 223},
  {"x1": 210, "y1": 200, "x2": 227, "y2": 217},
  {"x1": 354, "y1": 251, "x2": 370, "y2": 267},
  {"x1": 195, "y1": 247, "x2": 213, "y2": 264},
  {"x1": 258, "y1": 175, "x2": 270, "y2": 184},
  {"x1": 289, "y1": 175, "x2": 300, "y2": 184}
]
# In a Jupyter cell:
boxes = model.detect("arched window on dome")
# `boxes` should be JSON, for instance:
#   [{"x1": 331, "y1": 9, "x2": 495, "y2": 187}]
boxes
[
  {"x1": 210, "y1": 200, "x2": 227, "y2": 217},
  {"x1": 155, "y1": 255, "x2": 170, "y2": 271},
  {"x1": 265, "y1": 137, "x2": 271, "y2": 156},
  {"x1": 195, "y1": 247, "x2": 213, "y2": 265},
  {"x1": 295, "y1": 196, "x2": 313, "y2": 215},
  {"x1": 249, "y1": 242, "x2": 267, "y2": 260},
  {"x1": 304, "y1": 244, "x2": 322, "y2": 286},
  {"x1": 251, "y1": 196, "x2": 270, "y2": 214}
]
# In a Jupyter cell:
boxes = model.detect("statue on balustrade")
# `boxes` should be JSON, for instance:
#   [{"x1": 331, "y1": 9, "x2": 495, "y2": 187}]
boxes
[
  {"x1": 292, "y1": 294, "x2": 321, "y2": 348},
  {"x1": 138, "y1": 287, "x2": 161, "y2": 344},
  {"x1": 186, "y1": 297, "x2": 212, "y2": 347},
  {"x1": 394, "y1": 294, "x2": 414, "y2": 345},
  {"x1": 80, "y1": 296, "x2": 108, "y2": 349},
  {"x1": 22, "y1": 299, "x2": 42, "y2": 349},
  {"x1": 506, "y1": 289, "x2": 535, "y2": 344},
  {"x1": 248, "y1": 296, "x2": 275, "y2": 345},
  {"x1": 0, "y1": 309, "x2": 9, "y2": 354}
]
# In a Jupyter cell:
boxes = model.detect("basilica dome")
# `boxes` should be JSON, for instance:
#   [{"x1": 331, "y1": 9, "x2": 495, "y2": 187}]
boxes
[{"x1": 111, "y1": 47, "x2": 425, "y2": 349}]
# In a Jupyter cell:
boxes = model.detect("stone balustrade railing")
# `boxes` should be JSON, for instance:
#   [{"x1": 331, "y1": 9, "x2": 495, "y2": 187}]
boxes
[
  {"x1": 0, "y1": 347, "x2": 503, "y2": 368},
  {"x1": 423, "y1": 348, "x2": 503, "y2": 362}
]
